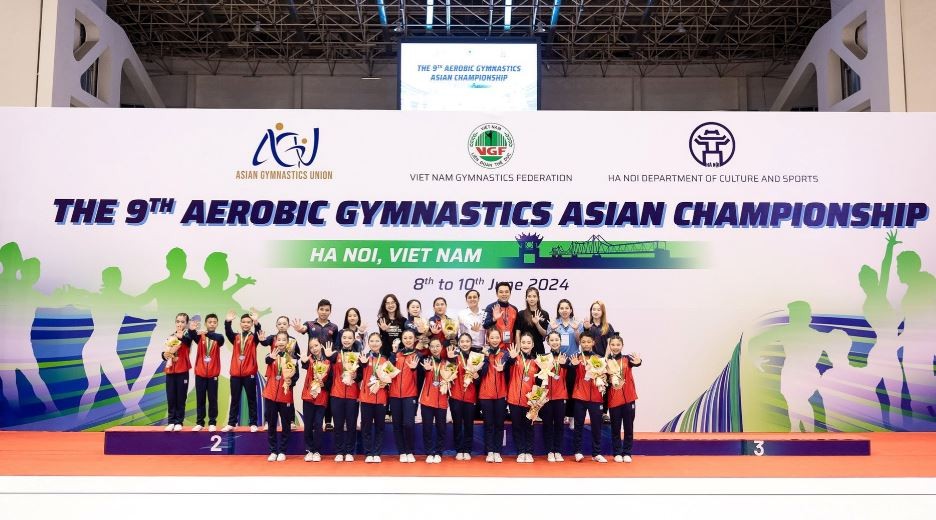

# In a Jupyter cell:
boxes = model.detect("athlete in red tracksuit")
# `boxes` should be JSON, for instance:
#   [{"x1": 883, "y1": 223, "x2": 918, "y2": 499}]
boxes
[
  {"x1": 300, "y1": 337, "x2": 330, "y2": 461},
  {"x1": 450, "y1": 333, "x2": 482, "y2": 460},
  {"x1": 571, "y1": 331, "x2": 606, "y2": 462},
  {"x1": 389, "y1": 329, "x2": 420, "y2": 463},
  {"x1": 262, "y1": 332, "x2": 297, "y2": 460},
  {"x1": 190, "y1": 314, "x2": 225, "y2": 431},
  {"x1": 504, "y1": 333, "x2": 538, "y2": 462},
  {"x1": 418, "y1": 338, "x2": 451, "y2": 462},
  {"x1": 328, "y1": 329, "x2": 364, "y2": 461},
  {"x1": 605, "y1": 335, "x2": 642, "y2": 462},
  {"x1": 223, "y1": 312, "x2": 261, "y2": 431},
  {"x1": 542, "y1": 331, "x2": 571, "y2": 461},
  {"x1": 358, "y1": 332, "x2": 390, "y2": 462},
  {"x1": 163, "y1": 313, "x2": 195, "y2": 431},
  {"x1": 478, "y1": 328, "x2": 508, "y2": 462}
]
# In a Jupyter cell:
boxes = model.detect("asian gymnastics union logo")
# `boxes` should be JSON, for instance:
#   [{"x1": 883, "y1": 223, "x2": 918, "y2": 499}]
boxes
[
  {"x1": 468, "y1": 123, "x2": 514, "y2": 169},
  {"x1": 689, "y1": 122, "x2": 735, "y2": 167},
  {"x1": 252, "y1": 122, "x2": 320, "y2": 168}
]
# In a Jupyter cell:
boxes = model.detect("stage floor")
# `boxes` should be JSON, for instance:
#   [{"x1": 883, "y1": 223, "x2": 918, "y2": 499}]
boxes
[{"x1": 2, "y1": 431, "x2": 935, "y2": 478}]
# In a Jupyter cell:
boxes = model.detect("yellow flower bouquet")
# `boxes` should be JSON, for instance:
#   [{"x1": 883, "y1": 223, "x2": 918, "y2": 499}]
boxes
[
  {"x1": 438, "y1": 361, "x2": 459, "y2": 395},
  {"x1": 340, "y1": 351, "x2": 360, "y2": 386},
  {"x1": 462, "y1": 351, "x2": 485, "y2": 389},
  {"x1": 310, "y1": 361, "x2": 329, "y2": 398},
  {"x1": 525, "y1": 385, "x2": 549, "y2": 421},
  {"x1": 584, "y1": 355, "x2": 608, "y2": 395},
  {"x1": 163, "y1": 336, "x2": 181, "y2": 371},
  {"x1": 606, "y1": 358, "x2": 625, "y2": 389},
  {"x1": 534, "y1": 354, "x2": 555, "y2": 385},
  {"x1": 369, "y1": 361, "x2": 401, "y2": 394}
]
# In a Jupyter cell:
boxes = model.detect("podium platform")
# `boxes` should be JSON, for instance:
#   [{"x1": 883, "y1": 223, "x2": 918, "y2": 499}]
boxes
[{"x1": 103, "y1": 425, "x2": 870, "y2": 456}]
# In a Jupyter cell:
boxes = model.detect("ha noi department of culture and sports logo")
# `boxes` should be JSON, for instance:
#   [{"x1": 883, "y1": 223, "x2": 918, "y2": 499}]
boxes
[{"x1": 467, "y1": 123, "x2": 514, "y2": 169}]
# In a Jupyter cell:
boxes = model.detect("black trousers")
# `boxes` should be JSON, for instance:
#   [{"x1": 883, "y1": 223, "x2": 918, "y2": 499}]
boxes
[
  {"x1": 302, "y1": 401, "x2": 326, "y2": 453},
  {"x1": 228, "y1": 375, "x2": 258, "y2": 426},
  {"x1": 510, "y1": 404, "x2": 533, "y2": 455},
  {"x1": 450, "y1": 398, "x2": 476, "y2": 453},
  {"x1": 194, "y1": 375, "x2": 218, "y2": 426},
  {"x1": 479, "y1": 398, "x2": 506, "y2": 454},
  {"x1": 264, "y1": 398, "x2": 293, "y2": 454},
  {"x1": 360, "y1": 402, "x2": 387, "y2": 456},
  {"x1": 165, "y1": 372, "x2": 188, "y2": 425},
  {"x1": 541, "y1": 398, "x2": 566, "y2": 453},
  {"x1": 610, "y1": 401, "x2": 637, "y2": 456},
  {"x1": 330, "y1": 396, "x2": 359, "y2": 455},
  {"x1": 389, "y1": 396, "x2": 417, "y2": 454},
  {"x1": 421, "y1": 404, "x2": 447, "y2": 456},
  {"x1": 573, "y1": 399, "x2": 602, "y2": 456}
]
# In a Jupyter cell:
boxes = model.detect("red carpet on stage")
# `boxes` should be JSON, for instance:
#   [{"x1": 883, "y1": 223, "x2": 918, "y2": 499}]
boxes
[{"x1": 2, "y1": 431, "x2": 935, "y2": 478}]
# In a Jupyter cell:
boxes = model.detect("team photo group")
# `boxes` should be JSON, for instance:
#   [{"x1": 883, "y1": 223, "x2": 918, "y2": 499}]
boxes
[{"x1": 161, "y1": 282, "x2": 641, "y2": 465}]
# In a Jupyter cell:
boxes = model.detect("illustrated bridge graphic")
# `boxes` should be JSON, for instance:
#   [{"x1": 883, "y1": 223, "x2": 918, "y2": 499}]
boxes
[{"x1": 549, "y1": 235, "x2": 670, "y2": 258}]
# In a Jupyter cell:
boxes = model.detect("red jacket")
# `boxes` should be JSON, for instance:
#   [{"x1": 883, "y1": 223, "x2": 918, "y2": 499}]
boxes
[
  {"x1": 543, "y1": 350, "x2": 570, "y2": 400},
  {"x1": 164, "y1": 332, "x2": 192, "y2": 375},
  {"x1": 389, "y1": 351, "x2": 418, "y2": 398},
  {"x1": 192, "y1": 332, "x2": 223, "y2": 378},
  {"x1": 261, "y1": 355, "x2": 295, "y2": 404},
  {"x1": 606, "y1": 354, "x2": 641, "y2": 408},
  {"x1": 478, "y1": 350, "x2": 507, "y2": 400},
  {"x1": 449, "y1": 350, "x2": 479, "y2": 404},
  {"x1": 225, "y1": 322, "x2": 259, "y2": 377},
  {"x1": 330, "y1": 349, "x2": 361, "y2": 400},
  {"x1": 483, "y1": 302, "x2": 519, "y2": 350},
  {"x1": 358, "y1": 353, "x2": 390, "y2": 405},
  {"x1": 300, "y1": 358, "x2": 330, "y2": 405},
  {"x1": 572, "y1": 353, "x2": 605, "y2": 403},
  {"x1": 419, "y1": 357, "x2": 451, "y2": 410},
  {"x1": 506, "y1": 353, "x2": 538, "y2": 408}
]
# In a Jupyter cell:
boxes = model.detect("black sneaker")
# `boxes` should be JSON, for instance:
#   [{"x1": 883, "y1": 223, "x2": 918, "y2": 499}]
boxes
[
  {"x1": 602, "y1": 413, "x2": 611, "y2": 424},
  {"x1": 324, "y1": 422, "x2": 334, "y2": 431}
]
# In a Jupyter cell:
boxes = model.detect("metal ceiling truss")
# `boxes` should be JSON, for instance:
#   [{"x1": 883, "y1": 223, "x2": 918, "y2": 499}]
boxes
[{"x1": 107, "y1": 1, "x2": 830, "y2": 74}]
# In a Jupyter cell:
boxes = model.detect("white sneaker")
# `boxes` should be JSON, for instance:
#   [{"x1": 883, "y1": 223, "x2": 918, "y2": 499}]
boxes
[
  {"x1": 426, "y1": 456, "x2": 434, "y2": 464},
  {"x1": 365, "y1": 456, "x2": 374, "y2": 463},
  {"x1": 305, "y1": 452, "x2": 314, "y2": 462},
  {"x1": 555, "y1": 453, "x2": 564, "y2": 462},
  {"x1": 614, "y1": 455, "x2": 623, "y2": 463},
  {"x1": 593, "y1": 455, "x2": 608, "y2": 463},
  {"x1": 456, "y1": 453, "x2": 464, "y2": 460},
  {"x1": 486, "y1": 452, "x2": 494, "y2": 463},
  {"x1": 406, "y1": 453, "x2": 416, "y2": 463},
  {"x1": 335, "y1": 454, "x2": 345, "y2": 462},
  {"x1": 267, "y1": 453, "x2": 277, "y2": 462},
  {"x1": 516, "y1": 455, "x2": 524, "y2": 463},
  {"x1": 164, "y1": 424, "x2": 174, "y2": 432},
  {"x1": 192, "y1": 425, "x2": 203, "y2": 432},
  {"x1": 261, "y1": 423, "x2": 268, "y2": 431},
  {"x1": 464, "y1": 453, "x2": 471, "y2": 461},
  {"x1": 526, "y1": 453, "x2": 535, "y2": 463},
  {"x1": 563, "y1": 417, "x2": 570, "y2": 425},
  {"x1": 493, "y1": 453, "x2": 503, "y2": 463},
  {"x1": 623, "y1": 455, "x2": 633, "y2": 463},
  {"x1": 434, "y1": 455, "x2": 442, "y2": 463},
  {"x1": 400, "y1": 454, "x2": 408, "y2": 463},
  {"x1": 547, "y1": 452, "x2": 556, "y2": 462},
  {"x1": 208, "y1": 425, "x2": 217, "y2": 432},
  {"x1": 574, "y1": 453, "x2": 584, "y2": 462},
  {"x1": 276, "y1": 453, "x2": 286, "y2": 462},
  {"x1": 312, "y1": 453, "x2": 321, "y2": 462},
  {"x1": 345, "y1": 455, "x2": 354, "y2": 462},
  {"x1": 374, "y1": 456, "x2": 381, "y2": 463},
  {"x1": 221, "y1": 425, "x2": 234, "y2": 432},
  {"x1": 250, "y1": 425, "x2": 258, "y2": 433},
  {"x1": 173, "y1": 424, "x2": 182, "y2": 432}
]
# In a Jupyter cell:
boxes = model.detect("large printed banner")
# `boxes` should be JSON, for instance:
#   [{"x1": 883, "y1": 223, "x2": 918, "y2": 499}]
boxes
[{"x1": 0, "y1": 109, "x2": 934, "y2": 433}]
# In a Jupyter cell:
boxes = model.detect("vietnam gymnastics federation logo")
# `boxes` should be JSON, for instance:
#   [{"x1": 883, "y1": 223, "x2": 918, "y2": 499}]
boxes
[
  {"x1": 689, "y1": 122, "x2": 735, "y2": 167},
  {"x1": 252, "y1": 122, "x2": 320, "y2": 168},
  {"x1": 468, "y1": 123, "x2": 514, "y2": 169}
]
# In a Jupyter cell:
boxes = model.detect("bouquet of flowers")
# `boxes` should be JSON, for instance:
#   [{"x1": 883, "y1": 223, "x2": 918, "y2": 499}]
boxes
[
  {"x1": 606, "y1": 358, "x2": 625, "y2": 389},
  {"x1": 525, "y1": 385, "x2": 549, "y2": 421},
  {"x1": 438, "y1": 361, "x2": 459, "y2": 395},
  {"x1": 462, "y1": 351, "x2": 485, "y2": 389},
  {"x1": 163, "y1": 336, "x2": 181, "y2": 371},
  {"x1": 340, "y1": 351, "x2": 360, "y2": 386},
  {"x1": 281, "y1": 355, "x2": 296, "y2": 393},
  {"x1": 368, "y1": 361, "x2": 401, "y2": 394},
  {"x1": 534, "y1": 354, "x2": 555, "y2": 385},
  {"x1": 309, "y1": 361, "x2": 329, "y2": 398},
  {"x1": 443, "y1": 318, "x2": 459, "y2": 340},
  {"x1": 583, "y1": 355, "x2": 608, "y2": 395}
]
